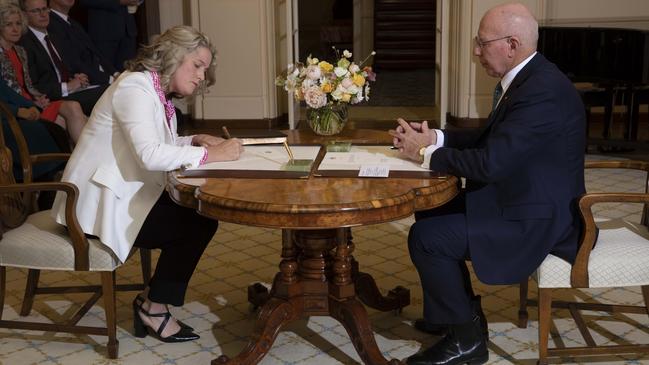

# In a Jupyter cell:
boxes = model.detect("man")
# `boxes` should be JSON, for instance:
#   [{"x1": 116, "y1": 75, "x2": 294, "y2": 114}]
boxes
[
  {"x1": 48, "y1": 0, "x2": 118, "y2": 86},
  {"x1": 18, "y1": 0, "x2": 106, "y2": 115},
  {"x1": 79, "y1": 0, "x2": 139, "y2": 72},
  {"x1": 390, "y1": 3, "x2": 585, "y2": 365}
]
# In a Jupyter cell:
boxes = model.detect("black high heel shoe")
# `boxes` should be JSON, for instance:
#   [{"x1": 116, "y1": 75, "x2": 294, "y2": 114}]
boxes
[
  {"x1": 134, "y1": 294, "x2": 194, "y2": 331},
  {"x1": 132, "y1": 298, "x2": 200, "y2": 343}
]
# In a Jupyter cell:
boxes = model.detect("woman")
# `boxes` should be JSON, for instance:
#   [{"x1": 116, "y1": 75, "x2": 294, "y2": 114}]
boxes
[
  {"x1": 1, "y1": 77, "x2": 68, "y2": 183},
  {"x1": 0, "y1": 2, "x2": 86, "y2": 144},
  {"x1": 51, "y1": 25, "x2": 243, "y2": 342}
]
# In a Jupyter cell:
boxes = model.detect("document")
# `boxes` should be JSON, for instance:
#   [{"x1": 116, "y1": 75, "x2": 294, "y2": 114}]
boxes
[
  {"x1": 186, "y1": 145, "x2": 320, "y2": 172},
  {"x1": 318, "y1": 146, "x2": 430, "y2": 172}
]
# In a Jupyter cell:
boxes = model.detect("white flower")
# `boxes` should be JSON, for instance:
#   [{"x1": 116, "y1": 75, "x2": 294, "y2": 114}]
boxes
[
  {"x1": 304, "y1": 86, "x2": 327, "y2": 108},
  {"x1": 305, "y1": 65, "x2": 322, "y2": 80},
  {"x1": 349, "y1": 63, "x2": 360, "y2": 73},
  {"x1": 341, "y1": 78, "x2": 354, "y2": 89},
  {"x1": 334, "y1": 67, "x2": 349, "y2": 78},
  {"x1": 343, "y1": 50, "x2": 352, "y2": 58}
]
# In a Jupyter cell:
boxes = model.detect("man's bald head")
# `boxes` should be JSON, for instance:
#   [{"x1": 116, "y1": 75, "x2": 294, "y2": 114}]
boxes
[{"x1": 481, "y1": 2, "x2": 538, "y2": 54}]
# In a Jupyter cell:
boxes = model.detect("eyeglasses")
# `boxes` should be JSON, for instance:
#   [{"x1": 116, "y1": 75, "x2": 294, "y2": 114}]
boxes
[
  {"x1": 474, "y1": 35, "x2": 512, "y2": 49},
  {"x1": 25, "y1": 7, "x2": 50, "y2": 15}
]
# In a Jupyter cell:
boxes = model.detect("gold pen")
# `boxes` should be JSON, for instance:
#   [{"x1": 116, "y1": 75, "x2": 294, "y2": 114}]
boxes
[
  {"x1": 222, "y1": 126, "x2": 232, "y2": 139},
  {"x1": 283, "y1": 141, "x2": 295, "y2": 161}
]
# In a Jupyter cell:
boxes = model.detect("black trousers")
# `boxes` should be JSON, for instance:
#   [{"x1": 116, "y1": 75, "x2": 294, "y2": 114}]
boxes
[
  {"x1": 133, "y1": 192, "x2": 218, "y2": 306},
  {"x1": 409, "y1": 192, "x2": 476, "y2": 325}
]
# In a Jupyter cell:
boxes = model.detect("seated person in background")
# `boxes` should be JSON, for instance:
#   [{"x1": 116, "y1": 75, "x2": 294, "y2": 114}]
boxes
[
  {"x1": 389, "y1": 3, "x2": 586, "y2": 365},
  {"x1": 47, "y1": 0, "x2": 118, "y2": 86},
  {"x1": 0, "y1": 2, "x2": 86, "y2": 144},
  {"x1": 78, "y1": 0, "x2": 138, "y2": 72},
  {"x1": 1, "y1": 77, "x2": 68, "y2": 184},
  {"x1": 51, "y1": 25, "x2": 244, "y2": 343},
  {"x1": 18, "y1": 0, "x2": 106, "y2": 115}
]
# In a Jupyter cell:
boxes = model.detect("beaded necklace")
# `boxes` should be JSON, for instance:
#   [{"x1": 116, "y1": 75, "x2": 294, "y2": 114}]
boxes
[{"x1": 150, "y1": 71, "x2": 176, "y2": 128}]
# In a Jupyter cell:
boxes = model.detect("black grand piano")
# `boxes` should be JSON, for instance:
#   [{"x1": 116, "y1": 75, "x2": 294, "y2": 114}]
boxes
[{"x1": 538, "y1": 26, "x2": 649, "y2": 148}]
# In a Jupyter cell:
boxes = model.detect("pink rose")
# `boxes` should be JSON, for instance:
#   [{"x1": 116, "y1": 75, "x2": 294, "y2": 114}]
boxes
[{"x1": 304, "y1": 86, "x2": 327, "y2": 108}]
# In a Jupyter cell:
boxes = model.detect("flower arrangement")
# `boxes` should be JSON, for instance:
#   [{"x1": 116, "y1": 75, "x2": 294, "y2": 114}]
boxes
[
  {"x1": 276, "y1": 49, "x2": 376, "y2": 135},
  {"x1": 276, "y1": 49, "x2": 377, "y2": 109}
]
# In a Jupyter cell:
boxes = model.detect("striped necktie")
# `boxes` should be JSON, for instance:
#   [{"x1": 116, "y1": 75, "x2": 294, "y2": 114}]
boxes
[{"x1": 492, "y1": 82, "x2": 503, "y2": 111}]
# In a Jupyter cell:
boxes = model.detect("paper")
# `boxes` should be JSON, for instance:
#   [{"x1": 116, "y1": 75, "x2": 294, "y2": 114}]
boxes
[
  {"x1": 187, "y1": 145, "x2": 320, "y2": 171},
  {"x1": 359, "y1": 165, "x2": 390, "y2": 177},
  {"x1": 318, "y1": 146, "x2": 429, "y2": 172}
]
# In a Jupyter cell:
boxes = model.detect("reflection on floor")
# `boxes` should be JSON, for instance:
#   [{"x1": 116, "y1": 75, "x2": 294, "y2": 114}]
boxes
[{"x1": 1, "y1": 155, "x2": 648, "y2": 365}]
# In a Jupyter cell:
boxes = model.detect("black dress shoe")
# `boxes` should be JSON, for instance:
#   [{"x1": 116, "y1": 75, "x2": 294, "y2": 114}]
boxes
[
  {"x1": 407, "y1": 316, "x2": 488, "y2": 365},
  {"x1": 414, "y1": 319, "x2": 448, "y2": 336},
  {"x1": 133, "y1": 298, "x2": 200, "y2": 343}
]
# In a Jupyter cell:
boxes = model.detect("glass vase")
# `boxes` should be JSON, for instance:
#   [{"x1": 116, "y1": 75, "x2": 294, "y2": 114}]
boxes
[{"x1": 306, "y1": 104, "x2": 348, "y2": 136}]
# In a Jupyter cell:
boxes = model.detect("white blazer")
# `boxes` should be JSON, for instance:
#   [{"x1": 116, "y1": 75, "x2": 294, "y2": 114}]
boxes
[{"x1": 52, "y1": 71, "x2": 205, "y2": 263}]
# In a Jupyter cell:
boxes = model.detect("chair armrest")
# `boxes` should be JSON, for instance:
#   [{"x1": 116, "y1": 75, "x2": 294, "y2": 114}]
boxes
[
  {"x1": 30, "y1": 152, "x2": 70, "y2": 165},
  {"x1": 0, "y1": 181, "x2": 91, "y2": 271},
  {"x1": 571, "y1": 192, "x2": 649, "y2": 287}
]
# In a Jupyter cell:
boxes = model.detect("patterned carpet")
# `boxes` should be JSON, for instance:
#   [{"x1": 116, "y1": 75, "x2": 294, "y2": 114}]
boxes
[{"x1": 1, "y1": 155, "x2": 648, "y2": 365}]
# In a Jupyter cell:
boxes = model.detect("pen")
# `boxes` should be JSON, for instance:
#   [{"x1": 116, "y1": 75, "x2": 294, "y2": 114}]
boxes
[
  {"x1": 222, "y1": 126, "x2": 232, "y2": 139},
  {"x1": 283, "y1": 141, "x2": 295, "y2": 161}
]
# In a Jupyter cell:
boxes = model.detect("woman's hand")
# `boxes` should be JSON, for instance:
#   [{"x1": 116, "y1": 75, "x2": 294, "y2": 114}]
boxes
[
  {"x1": 34, "y1": 95, "x2": 50, "y2": 109},
  {"x1": 205, "y1": 138, "x2": 244, "y2": 162},
  {"x1": 192, "y1": 134, "x2": 224, "y2": 147},
  {"x1": 17, "y1": 107, "x2": 41, "y2": 121}
]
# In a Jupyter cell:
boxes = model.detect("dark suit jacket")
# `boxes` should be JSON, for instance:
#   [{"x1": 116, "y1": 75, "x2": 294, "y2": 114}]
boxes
[
  {"x1": 429, "y1": 53, "x2": 586, "y2": 285},
  {"x1": 78, "y1": 0, "x2": 136, "y2": 41},
  {"x1": 18, "y1": 29, "x2": 66, "y2": 100},
  {"x1": 18, "y1": 29, "x2": 107, "y2": 115},
  {"x1": 48, "y1": 11, "x2": 116, "y2": 85}
]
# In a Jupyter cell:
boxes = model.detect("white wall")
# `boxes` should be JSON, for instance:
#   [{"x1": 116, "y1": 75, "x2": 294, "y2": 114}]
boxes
[{"x1": 188, "y1": 0, "x2": 277, "y2": 120}]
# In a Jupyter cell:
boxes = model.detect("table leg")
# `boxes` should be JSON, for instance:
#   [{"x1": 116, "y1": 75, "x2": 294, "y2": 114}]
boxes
[
  {"x1": 342, "y1": 228, "x2": 410, "y2": 313},
  {"x1": 220, "y1": 228, "x2": 404, "y2": 364}
]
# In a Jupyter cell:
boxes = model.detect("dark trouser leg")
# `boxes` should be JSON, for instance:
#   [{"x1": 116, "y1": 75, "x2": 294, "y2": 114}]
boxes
[
  {"x1": 134, "y1": 192, "x2": 218, "y2": 306},
  {"x1": 408, "y1": 213, "x2": 473, "y2": 325}
]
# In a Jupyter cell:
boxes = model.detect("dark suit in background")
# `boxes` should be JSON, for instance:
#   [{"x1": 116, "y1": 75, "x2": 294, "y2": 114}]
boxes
[
  {"x1": 18, "y1": 29, "x2": 107, "y2": 115},
  {"x1": 78, "y1": 0, "x2": 137, "y2": 71},
  {"x1": 410, "y1": 53, "x2": 586, "y2": 325},
  {"x1": 48, "y1": 10, "x2": 116, "y2": 85}
]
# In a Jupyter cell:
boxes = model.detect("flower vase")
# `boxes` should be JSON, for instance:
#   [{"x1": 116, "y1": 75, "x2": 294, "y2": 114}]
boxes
[{"x1": 306, "y1": 104, "x2": 348, "y2": 136}]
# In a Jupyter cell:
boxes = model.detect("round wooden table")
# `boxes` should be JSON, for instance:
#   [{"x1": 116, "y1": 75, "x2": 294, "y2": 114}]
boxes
[{"x1": 167, "y1": 129, "x2": 458, "y2": 365}]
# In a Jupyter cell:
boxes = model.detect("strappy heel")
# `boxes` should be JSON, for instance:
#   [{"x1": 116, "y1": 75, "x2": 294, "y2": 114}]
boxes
[
  {"x1": 132, "y1": 297, "x2": 199, "y2": 343},
  {"x1": 134, "y1": 294, "x2": 194, "y2": 331}
]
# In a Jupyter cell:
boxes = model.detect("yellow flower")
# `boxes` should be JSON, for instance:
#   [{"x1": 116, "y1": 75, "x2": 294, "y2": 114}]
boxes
[
  {"x1": 341, "y1": 93, "x2": 352, "y2": 102},
  {"x1": 352, "y1": 73, "x2": 365, "y2": 87},
  {"x1": 321, "y1": 83, "x2": 333, "y2": 93},
  {"x1": 318, "y1": 61, "x2": 333, "y2": 72},
  {"x1": 294, "y1": 88, "x2": 304, "y2": 100}
]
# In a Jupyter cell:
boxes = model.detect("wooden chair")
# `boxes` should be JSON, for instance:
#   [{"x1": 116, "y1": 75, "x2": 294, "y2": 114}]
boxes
[
  {"x1": 518, "y1": 160, "x2": 649, "y2": 364},
  {"x1": 0, "y1": 102, "x2": 152, "y2": 317},
  {"x1": 0, "y1": 104, "x2": 123, "y2": 357}
]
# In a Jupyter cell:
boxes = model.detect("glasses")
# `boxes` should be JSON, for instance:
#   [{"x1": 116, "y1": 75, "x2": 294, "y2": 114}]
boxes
[
  {"x1": 474, "y1": 35, "x2": 512, "y2": 49},
  {"x1": 25, "y1": 7, "x2": 50, "y2": 15}
]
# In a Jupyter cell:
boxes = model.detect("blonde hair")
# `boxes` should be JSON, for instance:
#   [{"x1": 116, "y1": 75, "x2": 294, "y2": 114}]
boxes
[
  {"x1": 125, "y1": 25, "x2": 217, "y2": 96},
  {"x1": 0, "y1": 2, "x2": 27, "y2": 36}
]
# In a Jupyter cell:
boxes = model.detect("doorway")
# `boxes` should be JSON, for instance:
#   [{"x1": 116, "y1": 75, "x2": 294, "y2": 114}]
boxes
[{"x1": 297, "y1": 0, "x2": 437, "y2": 128}]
